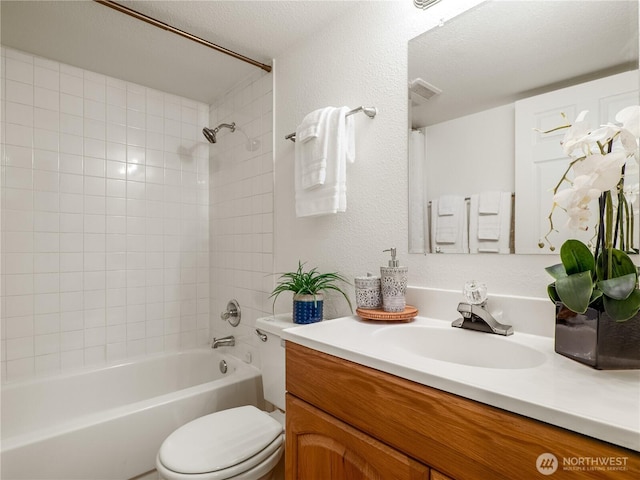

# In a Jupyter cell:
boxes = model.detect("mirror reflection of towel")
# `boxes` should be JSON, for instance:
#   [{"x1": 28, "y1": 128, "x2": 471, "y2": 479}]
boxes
[
  {"x1": 469, "y1": 192, "x2": 512, "y2": 253},
  {"x1": 479, "y1": 191, "x2": 501, "y2": 214},
  {"x1": 436, "y1": 214, "x2": 459, "y2": 243},
  {"x1": 478, "y1": 217, "x2": 500, "y2": 241},
  {"x1": 431, "y1": 196, "x2": 468, "y2": 253},
  {"x1": 438, "y1": 194, "x2": 458, "y2": 216}
]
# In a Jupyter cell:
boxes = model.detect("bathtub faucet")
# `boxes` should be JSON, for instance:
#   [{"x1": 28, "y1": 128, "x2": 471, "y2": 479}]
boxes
[{"x1": 211, "y1": 335, "x2": 235, "y2": 348}]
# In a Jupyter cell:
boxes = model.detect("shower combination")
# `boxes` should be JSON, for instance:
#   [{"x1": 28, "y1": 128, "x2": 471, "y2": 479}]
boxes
[
  {"x1": 202, "y1": 122, "x2": 236, "y2": 143},
  {"x1": 202, "y1": 121, "x2": 261, "y2": 151}
]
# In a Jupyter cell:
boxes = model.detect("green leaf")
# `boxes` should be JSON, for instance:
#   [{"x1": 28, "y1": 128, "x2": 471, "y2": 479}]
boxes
[
  {"x1": 270, "y1": 260, "x2": 352, "y2": 313},
  {"x1": 597, "y1": 273, "x2": 637, "y2": 300},
  {"x1": 545, "y1": 263, "x2": 567, "y2": 280},
  {"x1": 603, "y1": 289, "x2": 640, "y2": 321},
  {"x1": 596, "y1": 248, "x2": 637, "y2": 281},
  {"x1": 555, "y1": 272, "x2": 594, "y2": 314},
  {"x1": 589, "y1": 289, "x2": 603, "y2": 304},
  {"x1": 560, "y1": 240, "x2": 595, "y2": 275},
  {"x1": 547, "y1": 283, "x2": 560, "y2": 303}
]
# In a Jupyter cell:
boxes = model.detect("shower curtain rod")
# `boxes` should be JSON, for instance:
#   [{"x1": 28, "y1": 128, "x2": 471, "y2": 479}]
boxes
[{"x1": 94, "y1": 0, "x2": 272, "y2": 73}]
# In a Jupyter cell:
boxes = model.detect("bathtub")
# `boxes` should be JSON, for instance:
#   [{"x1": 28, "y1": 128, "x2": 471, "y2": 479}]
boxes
[{"x1": 1, "y1": 349, "x2": 263, "y2": 480}]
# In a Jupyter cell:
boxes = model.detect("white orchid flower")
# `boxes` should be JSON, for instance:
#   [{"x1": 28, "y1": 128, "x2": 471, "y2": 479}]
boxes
[
  {"x1": 566, "y1": 205, "x2": 592, "y2": 230},
  {"x1": 572, "y1": 151, "x2": 627, "y2": 191},
  {"x1": 553, "y1": 149, "x2": 626, "y2": 231},
  {"x1": 616, "y1": 105, "x2": 640, "y2": 137},
  {"x1": 553, "y1": 175, "x2": 601, "y2": 230},
  {"x1": 543, "y1": 105, "x2": 640, "y2": 248},
  {"x1": 613, "y1": 106, "x2": 640, "y2": 158},
  {"x1": 554, "y1": 190, "x2": 592, "y2": 229},
  {"x1": 571, "y1": 175, "x2": 604, "y2": 200},
  {"x1": 562, "y1": 110, "x2": 591, "y2": 156},
  {"x1": 562, "y1": 107, "x2": 640, "y2": 159},
  {"x1": 618, "y1": 129, "x2": 639, "y2": 157}
]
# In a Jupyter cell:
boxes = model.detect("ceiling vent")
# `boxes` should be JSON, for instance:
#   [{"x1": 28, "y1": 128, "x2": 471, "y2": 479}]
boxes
[
  {"x1": 409, "y1": 78, "x2": 442, "y2": 104},
  {"x1": 414, "y1": 0, "x2": 442, "y2": 10}
]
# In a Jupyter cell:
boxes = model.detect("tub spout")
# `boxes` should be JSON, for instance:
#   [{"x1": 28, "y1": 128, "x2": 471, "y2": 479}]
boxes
[{"x1": 211, "y1": 335, "x2": 235, "y2": 348}]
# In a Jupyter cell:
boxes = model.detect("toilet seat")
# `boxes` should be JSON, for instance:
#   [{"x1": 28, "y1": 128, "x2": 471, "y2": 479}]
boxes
[{"x1": 157, "y1": 406, "x2": 284, "y2": 479}]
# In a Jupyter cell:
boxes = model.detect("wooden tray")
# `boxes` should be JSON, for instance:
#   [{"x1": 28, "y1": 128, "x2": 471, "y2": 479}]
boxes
[{"x1": 356, "y1": 306, "x2": 418, "y2": 322}]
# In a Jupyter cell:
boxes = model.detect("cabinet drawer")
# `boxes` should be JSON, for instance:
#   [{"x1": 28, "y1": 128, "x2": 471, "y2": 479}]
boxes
[{"x1": 286, "y1": 342, "x2": 640, "y2": 480}]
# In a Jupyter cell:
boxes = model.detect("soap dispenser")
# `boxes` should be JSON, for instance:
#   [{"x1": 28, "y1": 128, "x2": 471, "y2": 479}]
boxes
[{"x1": 380, "y1": 248, "x2": 408, "y2": 312}]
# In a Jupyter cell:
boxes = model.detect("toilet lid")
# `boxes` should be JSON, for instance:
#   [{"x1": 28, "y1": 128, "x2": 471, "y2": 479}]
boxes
[{"x1": 158, "y1": 405, "x2": 284, "y2": 475}]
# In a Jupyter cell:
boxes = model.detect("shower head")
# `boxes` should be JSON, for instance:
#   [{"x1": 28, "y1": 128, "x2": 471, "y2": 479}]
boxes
[
  {"x1": 202, "y1": 127, "x2": 217, "y2": 143},
  {"x1": 202, "y1": 122, "x2": 236, "y2": 143}
]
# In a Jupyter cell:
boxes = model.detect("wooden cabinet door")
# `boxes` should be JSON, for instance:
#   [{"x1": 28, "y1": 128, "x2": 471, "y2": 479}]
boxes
[{"x1": 286, "y1": 394, "x2": 429, "y2": 480}]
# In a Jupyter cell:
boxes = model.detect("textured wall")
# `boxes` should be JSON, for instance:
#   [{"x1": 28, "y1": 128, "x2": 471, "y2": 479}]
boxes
[
  {"x1": 273, "y1": 0, "x2": 554, "y2": 321},
  {"x1": 1, "y1": 47, "x2": 210, "y2": 382}
]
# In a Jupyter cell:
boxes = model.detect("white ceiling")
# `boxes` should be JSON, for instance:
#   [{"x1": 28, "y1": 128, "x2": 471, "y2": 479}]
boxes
[
  {"x1": 409, "y1": 0, "x2": 640, "y2": 127},
  {"x1": 1, "y1": 0, "x2": 363, "y2": 104},
  {"x1": 5, "y1": 1, "x2": 637, "y2": 114}
]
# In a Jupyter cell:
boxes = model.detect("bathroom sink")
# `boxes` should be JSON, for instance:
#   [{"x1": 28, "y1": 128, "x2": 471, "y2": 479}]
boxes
[{"x1": 373, "y1": 325, "x2": 546, "y2": 369}]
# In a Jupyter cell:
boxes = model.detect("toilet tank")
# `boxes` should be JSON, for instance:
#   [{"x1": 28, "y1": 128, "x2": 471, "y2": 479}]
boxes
[{"x1": 255, "y1": 315, "x2": 293, "y2": 411}]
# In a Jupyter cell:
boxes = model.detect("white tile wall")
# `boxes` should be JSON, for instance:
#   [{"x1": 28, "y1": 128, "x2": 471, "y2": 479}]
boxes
[
  {"x1": 1, "y1": 47, "x2": 211, "y2": 382},
  {"x1": 209, "y1": 70, "x2": 274, "y2": 368}
]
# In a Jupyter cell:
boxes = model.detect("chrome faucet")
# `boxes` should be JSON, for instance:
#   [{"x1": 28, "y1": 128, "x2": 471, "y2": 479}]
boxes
[
  {"x1": 211, "y1": 335, "x2": 235, "y2": 348},
  {"x1": 452, "y1": 302, "x2": 513, "y2": 336},
  {"x1": 451, "y1": 280, "x2": 513, "y2": 336}
]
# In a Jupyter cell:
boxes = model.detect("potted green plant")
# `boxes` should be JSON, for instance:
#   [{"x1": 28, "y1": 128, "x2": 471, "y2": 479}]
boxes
[
  {"x1": 541, "y1": 105, "x2": 640, "y2": 369},
  {"x1": 271, "y1": 261, "x2": 353, "y2": 324}
]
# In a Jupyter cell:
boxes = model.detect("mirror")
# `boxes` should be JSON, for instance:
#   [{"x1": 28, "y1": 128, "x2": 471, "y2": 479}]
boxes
[{"x1": 408, "y1": 0, "x2": 639, "y2": 254}]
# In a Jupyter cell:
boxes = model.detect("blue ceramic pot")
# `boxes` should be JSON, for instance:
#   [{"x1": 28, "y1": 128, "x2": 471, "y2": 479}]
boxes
[{"x1": 293, "y1": 294, "x2": 324, "y2": 324}]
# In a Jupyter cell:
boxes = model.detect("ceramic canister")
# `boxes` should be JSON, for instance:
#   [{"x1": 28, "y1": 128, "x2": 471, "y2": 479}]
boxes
[{"x1": 354, "y1": 274, "x2": 382, "y2": 309}]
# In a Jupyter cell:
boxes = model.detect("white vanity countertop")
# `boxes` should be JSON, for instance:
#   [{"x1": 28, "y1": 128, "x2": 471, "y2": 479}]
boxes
[{"x1": 281, "y1": 315, "x2": 640, "y2": 452}]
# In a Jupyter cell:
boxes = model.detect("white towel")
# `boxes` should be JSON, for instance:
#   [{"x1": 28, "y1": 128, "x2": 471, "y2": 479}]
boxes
[
  {"x1": 295, "y1": 107, "x2": 332, "y2": 190},
  {"x1": 478, "y1": 214, "x2": 501, "y2": 240},
  {"x1": 469, "y1": 192, "x2": 512, "y2": 254},
  {"x1": 337, "y1": 107, "x2": 353, "y2": 212},
  {"x1": 479, "y1": 191, "x2": 501, "y2": 214},
  {"x1": 345, "y1": 112, "x2": 355, "y2": 164},
  {"x1": 436, "y1": 215, "x2": 458, "y2": 243},
  {"x1": 430, "y1": 196, "x2": 468, "y2": 253},
  {"x1": 438, "y1": 194, "x2": 458, "y2": 215},
  {"x1": 478, "y1": 191, "x2": 502, "y2": 240},
  {"x1": 295, "y1": 107, "x2": 354, "y2": 217}
]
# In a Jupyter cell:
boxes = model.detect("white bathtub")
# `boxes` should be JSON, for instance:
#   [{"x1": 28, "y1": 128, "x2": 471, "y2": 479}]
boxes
[{"x1": 1, "y1": 349, "x2": 263, "y2": 480}]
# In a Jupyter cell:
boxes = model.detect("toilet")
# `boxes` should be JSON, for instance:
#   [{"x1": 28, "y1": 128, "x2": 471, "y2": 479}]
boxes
[{"x1": 156, "y1": 316, "x2": 290, "y2": 480}]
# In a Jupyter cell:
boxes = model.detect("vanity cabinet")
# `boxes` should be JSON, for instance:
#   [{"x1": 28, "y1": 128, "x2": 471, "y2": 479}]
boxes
[
  {"x1": 285, "y1": 342, "x2": 640, "y2": 480},
  {"x1": 286, "y1": 394, "x2": 429, "y2": 479}
]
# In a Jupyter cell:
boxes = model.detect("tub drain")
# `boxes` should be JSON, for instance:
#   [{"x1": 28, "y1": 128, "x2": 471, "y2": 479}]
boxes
[{"x1": 219, "y1": 359, "x2": 228, "y2": 374}]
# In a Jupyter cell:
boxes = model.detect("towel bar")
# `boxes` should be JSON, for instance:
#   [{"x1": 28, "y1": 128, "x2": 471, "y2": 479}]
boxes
[
  {"x1": 427, "y1": 193, "x2": 515, "y2": 206},
  {"x1": 285, "y1": 106, "x2": 377, "y2": 142}
]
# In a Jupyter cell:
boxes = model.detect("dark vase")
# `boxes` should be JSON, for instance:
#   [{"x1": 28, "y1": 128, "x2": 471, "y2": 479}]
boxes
[
  {"x1": 293, "y1": 294, "x2": 324, "y2": 324},
  {"x1": 555, "y1": 302, "x2": 640, "y2": 369}
]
